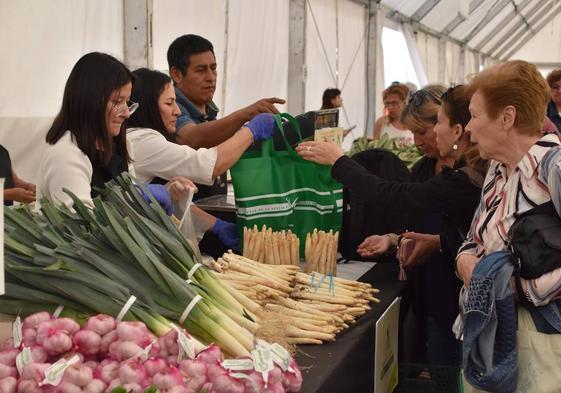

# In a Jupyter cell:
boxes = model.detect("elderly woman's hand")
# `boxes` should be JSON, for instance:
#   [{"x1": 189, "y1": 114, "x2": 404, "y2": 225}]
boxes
[
  {"x1": 295, "y1": 141, "x2": 344, "y2": 166},
  {"x1": 456, "y1": 254, "x2": 480, "y2": 286},
  {"x1": 398, "y1": 232, "x2": 440, "y2": 268},
  {"x1": 357, "y1": 235, "x2": 393, "y2": 257}
]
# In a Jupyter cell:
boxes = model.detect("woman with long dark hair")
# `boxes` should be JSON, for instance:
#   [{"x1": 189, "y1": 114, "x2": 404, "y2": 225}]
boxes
[{"x1": 37, "y1": 52, "x2": 171, "y2": 212}]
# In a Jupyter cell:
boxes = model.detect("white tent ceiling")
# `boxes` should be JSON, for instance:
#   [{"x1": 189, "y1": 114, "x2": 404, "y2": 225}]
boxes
[{"x1": 379, "y1": 0, "x2": 561, "y2": 63}]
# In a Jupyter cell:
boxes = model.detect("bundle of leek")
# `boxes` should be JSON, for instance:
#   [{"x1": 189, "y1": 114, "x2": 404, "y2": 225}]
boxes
[{"x1": 1, "y1": 174, "x2": 258, "y2": 357}]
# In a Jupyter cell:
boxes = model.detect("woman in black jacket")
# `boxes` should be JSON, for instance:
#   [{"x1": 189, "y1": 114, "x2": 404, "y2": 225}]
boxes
[{"x1": 297, "y1": 84, "x2": 487, "y2": 366}]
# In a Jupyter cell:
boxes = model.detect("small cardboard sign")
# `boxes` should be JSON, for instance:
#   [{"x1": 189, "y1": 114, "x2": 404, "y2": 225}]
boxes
[
  {"x1": 314, "y1": 127, "x2": 344, "y2": 147},
  {"x1": 374, "y1": 297, "x2": 400, "y2": 393}
]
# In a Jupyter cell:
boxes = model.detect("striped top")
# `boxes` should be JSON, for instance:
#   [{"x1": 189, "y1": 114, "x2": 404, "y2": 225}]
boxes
[{"x1": 458, "y1": 133, "x2": 561, "y2": 305}]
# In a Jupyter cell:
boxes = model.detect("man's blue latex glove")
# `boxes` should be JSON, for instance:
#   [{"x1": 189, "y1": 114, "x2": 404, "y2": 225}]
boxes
[
  {"x1": 246, "y1": 113, "x2": 276, "y2": 141},
  {"x1": 211, "y1": 219, "x2": 240, "y2": 249},
  {"x1": 140, "y1": 184, "x2": 173, "y2": 215}
]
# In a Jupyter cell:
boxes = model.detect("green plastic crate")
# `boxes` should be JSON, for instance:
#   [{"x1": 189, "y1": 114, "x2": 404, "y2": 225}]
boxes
[{"x1": 394, "y1": 363, "x2": 462, "y2": 393}]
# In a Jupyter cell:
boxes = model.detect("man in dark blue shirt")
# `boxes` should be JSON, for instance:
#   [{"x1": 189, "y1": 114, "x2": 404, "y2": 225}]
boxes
[{"x1": 167, "y1": 34, "x2": 284, "y2": 199}]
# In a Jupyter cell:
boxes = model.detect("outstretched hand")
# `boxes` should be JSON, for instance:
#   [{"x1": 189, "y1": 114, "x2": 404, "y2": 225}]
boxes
[{"x1": 295, "y1": 141, "x2": 344, "y2": 166}]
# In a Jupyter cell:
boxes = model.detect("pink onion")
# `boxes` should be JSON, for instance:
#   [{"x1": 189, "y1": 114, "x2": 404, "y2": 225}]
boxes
[
  {"x1": 158, "y1": 330, "x2": 179, "y2": 356},
  {"x1": 240, "y1": 371, "x2": 265, "y2": 393},
  {"x1": 55, "y1": 382, "x2": 82, "y2": 393},
  {"x1": 22, "y1": 329, "x2": 37, "y2": 347},
  {"x1": 21, "y1": 362, "x2": 50, "y2": 383},
  {"x1": 106, "y1": 378, "x2": 123, "y2": 391},
  {"x1": 212, "y1": 374, "x2": 245, "y2": 393},
  {"x1": 144, "y1": 358, "x2": 167, "y2": 377},
  {"x1": 0, "y1": 364, "x2": 17, "y2": 379},
  {"x1": 28, "y1": 346, "x2": 47, "y2": 363},
  {"x1": 84, "y1": 315, "x2": 115, "y2": 336},
  {"x1": 23, "y1": 312, "x2": 51, "y2": 330},
  {"x1": 73, "y1": 330, "x2": 101, "y2": 355},
  {"x1": 83, "y1": 379, "x2": 106, "y2": 393},
  {"x1": 53, "y1": 318, "x2": 80, "y2": 336},
  {"x1": 268, "y1": 366, "x2": 282, "y2": 385},
  {"x1": 282, "y1": 360, "x2": 303, "y2": 392},
  {"x1": 263, "y1": 381, "x2": 285, "y2": 393},
  {"x1": 42, "y1": 332, "x2": 73, "y2": 356},
  {"x1": 0, "y1": 376, "x2": 17, "y2": 393},
  {"x1": 95, "y1": 360, "x2": 120, "y2": 383},
  {"x1": 116, "y1": 322, "x2": 150, "y2": 343},
  {"x1": 118, "y1": 360, "x2": 147, "y2": 385},
  {"x1": 63, "y1": 364, "x2": 93, "y2": 387},
  {"x1": 0, "y1": 349, "x2": 19, "y2": 366},
  {"x1": 167, "y1": 386, "x2": 190, "y2": 393},
  {"x1": 109, "y1": 340, "x2": 142, "y2": 361},
  {"x1": 16, "y1": 379, "x2": 41, "y2": 393},
  {"x1": 152, "y1": 365, "x2": 183, "y2": 390},
  {"x1": 196, "y1": 345, "x2": 222, "y2": 365},
  {"x1": 122, "y1": 382, "x2": 144, "y2": 393},
  {"x1": 99, "y1": 330, "x2": 118, "y2": 355},
  {"x1": 207, "y1": 363, "x2": 227, "y2": 381},
  {"x1": 1, "y1": 338, "x2": 14, "y2": 351}
]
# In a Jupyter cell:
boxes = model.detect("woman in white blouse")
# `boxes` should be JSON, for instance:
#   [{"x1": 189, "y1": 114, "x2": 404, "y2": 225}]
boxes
[
  {"x1": 125, "y1": 68, "x2": 276, "y2": 252},
  {"x1": 126, "y1": 68, "x2": 275, "y2": 187},
  {"x1": 457, "y1": 60, "x2": 561, "y2": 392}
]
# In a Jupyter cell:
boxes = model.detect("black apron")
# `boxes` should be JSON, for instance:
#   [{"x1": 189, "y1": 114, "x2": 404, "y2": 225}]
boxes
[{"x1": 90, "y1": 153, "x2": 127, "y2": 198}]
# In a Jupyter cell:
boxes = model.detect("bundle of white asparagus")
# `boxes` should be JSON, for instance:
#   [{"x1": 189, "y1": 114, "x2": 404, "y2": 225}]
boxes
[
  {"x1": 212, "y1": 251, "x2": 298, "y2": 301},
  {"x1": 210, "y1": 252, "x2": 381, "y2": 345},
  {"x1": 243, "y1": 225, "x2": 300, "y2": 266},
  {"x1": 304, "y1": 229, "x2": 339, "y2": 276}
]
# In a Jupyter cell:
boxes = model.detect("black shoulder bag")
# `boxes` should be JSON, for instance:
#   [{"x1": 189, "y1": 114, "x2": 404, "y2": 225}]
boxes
[{"x1": 507, "y1": 201, "x2": 561, "y2": 280}]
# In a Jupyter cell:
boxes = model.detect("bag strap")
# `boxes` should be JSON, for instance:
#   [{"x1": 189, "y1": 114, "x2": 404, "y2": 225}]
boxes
[{"x1": 272, "y1": 113, "x2": 303, "y2": 158}]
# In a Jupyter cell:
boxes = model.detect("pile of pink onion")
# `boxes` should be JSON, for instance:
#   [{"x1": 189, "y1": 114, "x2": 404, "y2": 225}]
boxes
[{"x1": 0, "y1": 312, "x2": 302, "y2": 393}]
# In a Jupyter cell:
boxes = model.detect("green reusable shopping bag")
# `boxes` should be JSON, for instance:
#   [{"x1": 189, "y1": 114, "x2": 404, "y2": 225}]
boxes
[{"x1": 230, "y1": 113, "x2": 342, "y2": 254}]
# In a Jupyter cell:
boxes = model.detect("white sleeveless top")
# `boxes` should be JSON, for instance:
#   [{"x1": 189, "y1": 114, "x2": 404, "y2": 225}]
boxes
[{"x1": 381, "y1": 122, "x2": 414, "y2": 148}]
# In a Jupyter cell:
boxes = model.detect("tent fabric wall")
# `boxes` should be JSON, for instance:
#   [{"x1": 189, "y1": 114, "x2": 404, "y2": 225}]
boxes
[
  {"x1": 0, "y1": 0, "x2": 123, "y2": 182},
  {"x1": 305, "y1": 0, "x2": 367, "y2": 142},
  {"x1": 415, "y1": 31, "x2": 440, "y2": 85},
  {"x1": 152, "y1": 0, "x2": 227, "y2": 111},
  {"x1": 153, "y1": 0, "x2": 289, "y2": 117}
]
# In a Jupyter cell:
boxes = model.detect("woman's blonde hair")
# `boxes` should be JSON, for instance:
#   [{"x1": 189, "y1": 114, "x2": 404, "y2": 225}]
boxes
[
  {"x1": 400, "y1": 84, "x2": 446, "y2": 131},
  {"x1": 468, "y1": 60, "x2": 549, "y2": 136}
]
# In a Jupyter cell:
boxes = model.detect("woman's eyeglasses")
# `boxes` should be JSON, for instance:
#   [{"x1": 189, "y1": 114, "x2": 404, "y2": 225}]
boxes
[{"x1": 113, "y1": 100, "x2": 139, "y2": 116}]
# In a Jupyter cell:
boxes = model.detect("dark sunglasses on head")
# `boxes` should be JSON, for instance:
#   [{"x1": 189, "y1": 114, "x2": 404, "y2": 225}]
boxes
[
  {"x1": 441, "y1": 84, "x2": 463, "y2": 101},
  {"x1": 408, "y1": 89, "x2": 442, "y2": 107}
]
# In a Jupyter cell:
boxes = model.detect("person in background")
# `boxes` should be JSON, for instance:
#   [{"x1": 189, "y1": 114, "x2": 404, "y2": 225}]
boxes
[
  {"x1": 320, "y1": 88, "x2": 343, "y2": 110},
  {"x1": 0, "y1": 144, "x2": 36, "y2": 205},
  {"x1": 126, "y1": 68, "x2": 277, "y2": 252},
  {"x1": 296, "y1": 85, "x2": 487, "y2": 367},
  {"x1": 405, "y1": 82, "x2": 418, "y2": 96},
  {"x1": 456, "y1": 60, "x2": 561, "y2": 393},
  {"x1": 373, "y1": 83, "x2": 414, "y2": 147},
  {"x1": 546, "y1": 68, "x2": 561, "y2": 132},
  {"x1": 37, "y1": 52, "x2": 171, "y2": 213},
  {"x1": 167, "y1": 34, "x2": 285, "y2": 200}
]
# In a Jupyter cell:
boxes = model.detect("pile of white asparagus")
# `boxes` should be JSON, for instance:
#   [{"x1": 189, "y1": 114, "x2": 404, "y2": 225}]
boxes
[
  {"x1": 304, "y1": 229, "x2": 339, "y2": 276},
  {"x1": 210, "y1": 252, "x2": 380, "y2": 345},
  {"x1": 243, "y1": 225, "x2": 300, "y2": 266}
]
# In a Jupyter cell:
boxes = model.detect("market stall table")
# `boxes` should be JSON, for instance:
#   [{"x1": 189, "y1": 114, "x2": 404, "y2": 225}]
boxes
[{"x1": 297, "y1": 261, "x2": 404, "y2": 393}]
